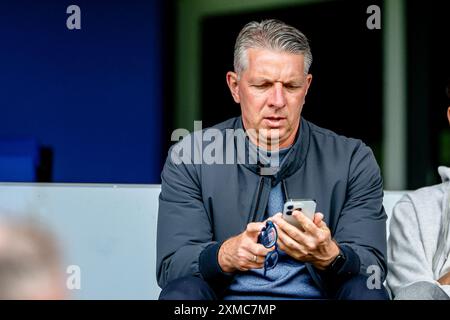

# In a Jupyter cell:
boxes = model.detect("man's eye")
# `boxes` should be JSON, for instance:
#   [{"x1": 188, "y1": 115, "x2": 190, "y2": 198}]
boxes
[
  {"x1": 253, "y1": 84, "x2": 270, "y2": 89},
  {"x1": 285, "y1": 85, "x2": 301, "y2": 90}
]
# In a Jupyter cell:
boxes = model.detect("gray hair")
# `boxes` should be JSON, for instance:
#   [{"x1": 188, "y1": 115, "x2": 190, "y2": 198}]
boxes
[{"x1": 234, "y1": 19, "x2": 313, "y2": 76}]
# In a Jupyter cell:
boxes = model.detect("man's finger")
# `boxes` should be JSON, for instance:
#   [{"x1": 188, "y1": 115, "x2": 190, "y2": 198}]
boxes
[
  {"x1": 276, "y1": 232, "x2": 306, "y2": 261},
  {"x1": 247, "y1": 262, "x2": 266, "y2": 270},
  {"x1": 269, "y1": 212, "x2": 282, "y2": 220},
  {"x1": 246, "y1": 254, "x2": 267, "y2": 268},
  {"x1": 246, "y1": 222, "x2": 266, "y2": 234},
  {"x1": 237, "y1": 252, "x2": 266, "y2": 270},
  {"x1": 250, "y1": 243, "x2": 273, "y2": 256},
  {"x1": 276, "y1": 225, "x2": 304, "y2": 253},
  {"x1": 318, "y1": 220, "x2": 327, "y2": 229},
  {"x1": 310, "y1": 212, "x2": 329, "y2": 233},
  {"x1": 272, "y1": 214, "x2": 308, "y2": 244},
  {"x1": 313, "y1": 212, "x2": 324, "y2": 226},
  {"x1": 293, "y1": 210, "x2": 319, "y2": 235}
]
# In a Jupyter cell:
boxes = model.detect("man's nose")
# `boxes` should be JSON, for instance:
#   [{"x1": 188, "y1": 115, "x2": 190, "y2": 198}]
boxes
[{"x1": 268, "y1": 83, "x2": 286, "y2": 108}]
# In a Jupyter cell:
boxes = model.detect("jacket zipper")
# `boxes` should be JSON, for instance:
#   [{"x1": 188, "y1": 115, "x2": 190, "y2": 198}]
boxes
[
  {"x1": 282, "y1": 179, "x2": 290, "y2": 200},
  {"x1": 249, "y1": 176, "x2": 264, "y2": 223}
]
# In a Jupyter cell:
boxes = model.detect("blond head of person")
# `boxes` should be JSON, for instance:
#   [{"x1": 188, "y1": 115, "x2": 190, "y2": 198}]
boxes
[{"x1": 0, "y1": 219, "x2": 66, "y2": 300}]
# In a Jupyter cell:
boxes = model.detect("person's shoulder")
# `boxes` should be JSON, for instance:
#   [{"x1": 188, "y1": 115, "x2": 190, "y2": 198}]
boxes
[
  {"x1": 392, "y1": 182, "x2": 447, "y2": 227},
  {"x1": 306, "y1": 119, "x2": 367, "y2": 151},
  {"x1": 406, "y1": 181, "x2": 447, "y2": 204},
  {"x1": 305, "y1": 119, "x2": 380, "y2": 178},
  {"x1": 408, "y1": 166, "x2": 449, "y2": 201},
  {"x1": 390, "y1": 182, "x2": 445, "y2": 221}
]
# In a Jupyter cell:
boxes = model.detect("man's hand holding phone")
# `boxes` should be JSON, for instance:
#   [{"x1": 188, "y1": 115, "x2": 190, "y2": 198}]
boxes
[{"x1": 271, "y1": 205, "x2": 340, "y2": 270}]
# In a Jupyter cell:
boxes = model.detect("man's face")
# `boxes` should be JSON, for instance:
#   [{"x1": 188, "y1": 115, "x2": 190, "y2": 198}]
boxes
[{"x1": 227, "y1": 48, "x2": 312, "y2": 149}]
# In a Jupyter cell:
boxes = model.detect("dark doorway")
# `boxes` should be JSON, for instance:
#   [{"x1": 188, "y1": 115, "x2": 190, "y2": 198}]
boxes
[{"x1": 200, "y1": 0, "x2": 383, "y2": 161}]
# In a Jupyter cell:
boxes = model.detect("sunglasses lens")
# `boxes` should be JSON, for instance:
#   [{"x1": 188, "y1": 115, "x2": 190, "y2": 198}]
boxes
[
  {"x1": 260, "y1": 226, "x2": 277, "y2": 248},
  {"x1": 263, "y1": 249, "x2": 279, "y2": 276},
  {"x1": 260, "y1": 222, "x2": 279, "y2": 276},
  {"x1": 265, "y1": 250, "x2": 279, "y2": 269},
  {"x1": 266, "y1": 228, "x2": 277, "y2": 246}
]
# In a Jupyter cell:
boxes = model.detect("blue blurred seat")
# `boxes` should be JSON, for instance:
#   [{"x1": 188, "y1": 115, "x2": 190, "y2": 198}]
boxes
[{"x1": 0, "y1": 138, "x2": 39, "y2": 182}]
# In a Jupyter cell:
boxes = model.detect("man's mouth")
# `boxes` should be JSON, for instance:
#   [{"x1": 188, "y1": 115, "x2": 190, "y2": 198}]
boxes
[{"x1": 263, "y1": 117, "x2": 286, "y2": 127}]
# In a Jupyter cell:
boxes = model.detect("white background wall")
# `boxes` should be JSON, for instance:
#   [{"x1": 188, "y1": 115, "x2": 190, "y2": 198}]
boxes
[{"x1": 0, "y1": 183, "x2": 161, "y2": 299}]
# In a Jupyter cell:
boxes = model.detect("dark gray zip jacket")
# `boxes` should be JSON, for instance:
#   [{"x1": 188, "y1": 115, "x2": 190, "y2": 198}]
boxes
[{"x1": 157, "y1": 116, "x2": 387, "y2": 295}]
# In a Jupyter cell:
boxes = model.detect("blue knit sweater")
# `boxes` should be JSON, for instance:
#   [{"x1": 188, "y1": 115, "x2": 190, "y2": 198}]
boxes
[{"x1": 223, "y1": 147, "x2": 324, "y2": 300}]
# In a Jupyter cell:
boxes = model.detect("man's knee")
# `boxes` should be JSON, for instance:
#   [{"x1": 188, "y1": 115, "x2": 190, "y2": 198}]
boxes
[
  {"x1": 333, "y1": 274, "x2": 390, "y2": 300},
  {"x1": 159, "y1": 276, "x2": 217, "y2": 300},
  {"x1": 394, "y1": 281, "x2": 450, "y2": 300}
]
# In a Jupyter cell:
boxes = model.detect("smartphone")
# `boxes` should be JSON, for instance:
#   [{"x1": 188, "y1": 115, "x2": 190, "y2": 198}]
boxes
[{"x1": 282, "y1": 199, "x2": 316, "y2": 228}]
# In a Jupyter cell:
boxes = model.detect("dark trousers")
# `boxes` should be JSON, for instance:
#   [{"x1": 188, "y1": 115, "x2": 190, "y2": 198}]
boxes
[
  {"x1": 159, "y1": 274, "x2": 390, "y2": 300},
  {"x1": 159, "y1": 276, "x2": 218, "y2": 300}
]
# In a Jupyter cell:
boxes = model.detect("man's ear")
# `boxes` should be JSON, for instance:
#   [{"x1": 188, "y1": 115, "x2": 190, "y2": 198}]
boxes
[
  {"x1": 304, "y1": 74, "x2": 313, "y2": 96},
  {"x1": 226, "y1": 71, "x2": 240, "y2": 103}
]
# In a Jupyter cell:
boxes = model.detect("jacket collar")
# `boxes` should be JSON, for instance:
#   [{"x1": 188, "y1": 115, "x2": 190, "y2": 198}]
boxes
[{"x1": 234, "y1": 116, "x2": 310, "y2": 185}]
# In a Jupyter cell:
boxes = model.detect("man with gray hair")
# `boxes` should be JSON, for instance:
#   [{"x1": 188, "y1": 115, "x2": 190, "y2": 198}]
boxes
[{"x1": 157, "y1": 19, "x2": 389, "y2": 300}]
